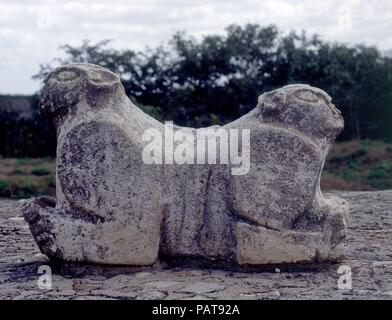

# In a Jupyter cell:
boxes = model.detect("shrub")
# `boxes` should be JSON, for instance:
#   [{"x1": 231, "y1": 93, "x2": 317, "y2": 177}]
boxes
[
  {"x1": 0, "y1": 178, "x2": 9, "y2": 197},
  {"x1": 31, "y1": 167, "x2": 51, "y2": 176},
  {"x1": 45, "y1": 175, "x2": 56, "y2": 187},
  {"x1": 342, "y1": 169, "x2": 355, "y2": 181},
  {"x1": 349, "y1": 148, "x2": 368, "y2": 159},
  {"x1": 14, "y1": 177, "x2": 40, "y2": 199},
  {"x1": 328, "y1": 148, "x2": 368, "y2": 165},
  {"x1": 328, "y1": 154, "x2": 344, "y2": 164},
  {"x1": 12, "y1": 167, "x2": 24, "y2": 175},
  {"x1": 0, "y1": 178, "x2": 19, "y2": 198},
  {"x1": 367, "y1": 162, "x2": 392, "y2": 189},
  {"x1": 386, "y1": 145, "x2": 392, "y2": 155},
  {"x1": 367, "y1": 162, "x2": 392, "y2": 180}
]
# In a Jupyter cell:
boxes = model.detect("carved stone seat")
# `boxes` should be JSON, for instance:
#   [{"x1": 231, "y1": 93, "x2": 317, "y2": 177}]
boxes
[{"x1": 23, "y1": 63, "x2": 348, "y2": 266}]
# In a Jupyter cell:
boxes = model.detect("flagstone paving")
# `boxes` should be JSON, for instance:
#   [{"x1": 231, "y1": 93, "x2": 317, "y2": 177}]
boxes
[{"x1": 1, "y1": 191, "x2": 391, "y2": 300}]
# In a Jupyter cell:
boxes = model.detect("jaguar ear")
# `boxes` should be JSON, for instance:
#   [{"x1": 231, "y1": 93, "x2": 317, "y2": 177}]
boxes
[
  {"x1": 39, "y1": 66, "x2": 83, "y2": 117},
  {"x1": 257, "y1": 90, "x2": 287, "y2": 119}
]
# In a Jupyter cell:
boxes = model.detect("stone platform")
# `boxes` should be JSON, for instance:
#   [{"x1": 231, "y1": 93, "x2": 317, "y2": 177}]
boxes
[{"x1": 1, "y1": 191, "x2": 391, "y2": 300}]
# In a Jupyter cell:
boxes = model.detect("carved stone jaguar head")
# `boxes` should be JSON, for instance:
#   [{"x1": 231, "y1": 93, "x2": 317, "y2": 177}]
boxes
[
  {"x1": 257, "y1": 84, "x2": 344, "y2": 149},
  {"x1": 40, "y1": 63, "x2": 125, "y2": 120}
]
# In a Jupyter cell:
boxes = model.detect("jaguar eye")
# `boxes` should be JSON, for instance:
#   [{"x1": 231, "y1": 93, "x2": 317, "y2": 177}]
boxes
[
  {"x1": 294, "y1": 89, "x2": 319, "y2": 103},
  {"x1": 89, "y1": 70, "x2": 102, "y2": 82},
  {"x1": 88, "y1": 69, "x2": 119, "y2": 85},
  {"x1": 56, "y1": 70, "x2": 79, "y2": 82}
]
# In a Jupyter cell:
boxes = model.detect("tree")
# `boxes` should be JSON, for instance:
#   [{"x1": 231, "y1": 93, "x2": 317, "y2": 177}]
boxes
[{"x1": 33, "y1": 24, "x2": 392, "y2": 142}]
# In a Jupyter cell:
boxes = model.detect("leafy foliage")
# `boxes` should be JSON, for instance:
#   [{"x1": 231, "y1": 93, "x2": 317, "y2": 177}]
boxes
[
  {"x1": 1, "y1": 24, "x2": 392, "y2": 159},
  {"x1": 0, "y1": 94, "x2": 56, "y2": 157},
  {"x1": 323, "y1": 140, "x2": 392, "y2": 190},
  {"x1": 34, "y1": 24, "x2": 392, "y2": 141}
]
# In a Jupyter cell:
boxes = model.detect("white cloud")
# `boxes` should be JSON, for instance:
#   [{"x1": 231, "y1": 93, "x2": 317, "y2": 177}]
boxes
[{"x1": 0, "y1": 0, "x2": 391, "y2": 94}]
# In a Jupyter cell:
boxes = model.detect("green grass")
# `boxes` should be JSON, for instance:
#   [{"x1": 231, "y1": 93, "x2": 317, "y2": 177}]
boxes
[
  {"x1": 0, "y1": 158, "x2": 55, "y2": 199},
  {"x1": 322, "y1": 140, "x2": 392, "y2": 191}
]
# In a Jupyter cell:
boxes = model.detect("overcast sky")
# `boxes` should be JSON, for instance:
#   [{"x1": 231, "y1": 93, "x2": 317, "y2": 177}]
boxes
[{"x1": 1, "y1": 0, "x2": 391, "y2": 94}]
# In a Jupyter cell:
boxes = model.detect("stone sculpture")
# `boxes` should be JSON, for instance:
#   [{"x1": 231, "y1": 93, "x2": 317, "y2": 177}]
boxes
[{"x1": 22, "y1": 63, "x2": 348, "y2": 266}]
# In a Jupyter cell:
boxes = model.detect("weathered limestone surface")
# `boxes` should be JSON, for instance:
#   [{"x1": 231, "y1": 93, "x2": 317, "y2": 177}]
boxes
[
  {"x1": 22, "y1": 63, "x2": 348, "y2": 266},
  {"x1": 1, "y1": 191, "x2": 391, "y2": 299}
]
